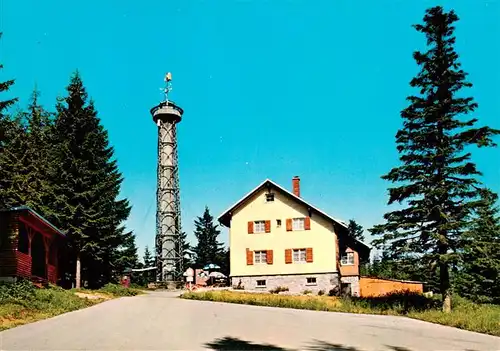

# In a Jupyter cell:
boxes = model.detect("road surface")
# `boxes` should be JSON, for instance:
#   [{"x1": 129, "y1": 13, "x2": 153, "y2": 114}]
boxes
[{"x1": 1, "y1": 290, "x2": 498, "y2": 350}]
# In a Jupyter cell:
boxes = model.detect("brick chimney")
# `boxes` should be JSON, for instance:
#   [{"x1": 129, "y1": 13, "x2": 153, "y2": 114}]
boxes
[{"x1": 292, "y1": 176, "x2": 300, "y2": 197}]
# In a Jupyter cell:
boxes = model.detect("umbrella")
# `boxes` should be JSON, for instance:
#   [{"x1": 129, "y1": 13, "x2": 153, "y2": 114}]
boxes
[
  {"x1": 209, "y1": 271, "x2": 226, "y2": 278},
  {"x1": 203, "y1": 263, "x2": 221, "y2": 270}
]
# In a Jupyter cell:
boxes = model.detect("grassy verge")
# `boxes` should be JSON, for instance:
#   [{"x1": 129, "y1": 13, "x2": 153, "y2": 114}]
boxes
[
  {"x1": 180, "y1": 290, "x2": 500, "y2": 336},
  {"x1": 0, "y1": 280, "x2": 142, "y2": 331}
]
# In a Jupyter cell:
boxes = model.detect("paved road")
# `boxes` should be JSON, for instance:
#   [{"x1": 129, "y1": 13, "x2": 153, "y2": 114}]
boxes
[{"x1": 1, "y1": 291, "x2": 499, "y2": 350}]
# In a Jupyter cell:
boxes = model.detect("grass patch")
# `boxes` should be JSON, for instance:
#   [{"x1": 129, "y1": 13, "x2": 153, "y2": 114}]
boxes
[
  {"x1": 180, "y1": 290, "x2": 500, "y2": 336},
  {"x1": 0, "y1": 280, "x2": 142, "y2": 331}
]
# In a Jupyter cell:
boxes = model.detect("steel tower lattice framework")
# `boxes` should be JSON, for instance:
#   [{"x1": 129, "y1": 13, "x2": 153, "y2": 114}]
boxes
[{"x1": 150, "y1": 100, "x2": 184, "y2": 284}]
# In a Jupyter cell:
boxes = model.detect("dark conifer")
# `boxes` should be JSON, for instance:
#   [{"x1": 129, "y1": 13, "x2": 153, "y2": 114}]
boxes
[
  {"x1": 193, "y1": 206, "x2": 224, "y2": 267},
  {"x1": 370, "y1": 6, "x2": 500, "y2": 312}
]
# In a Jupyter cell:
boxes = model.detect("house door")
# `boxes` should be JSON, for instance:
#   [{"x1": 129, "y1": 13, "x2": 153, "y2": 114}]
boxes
[{"x1": 31, "y1": 233, "x2": 47, "y2": 279}]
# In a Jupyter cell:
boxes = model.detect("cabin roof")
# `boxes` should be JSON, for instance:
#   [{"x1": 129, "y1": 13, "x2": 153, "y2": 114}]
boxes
[{"x1": 0, "y1": 206, "x2": 66, "y2": 237}]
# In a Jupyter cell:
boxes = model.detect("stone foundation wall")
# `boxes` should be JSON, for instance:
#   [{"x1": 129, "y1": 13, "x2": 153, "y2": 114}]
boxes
[
  {"x1": 231, "y1": 273, "x2": 339, "y2": 294},
  {"x1": 340, "y1": 276, "x2": 360, "y2": 296}
]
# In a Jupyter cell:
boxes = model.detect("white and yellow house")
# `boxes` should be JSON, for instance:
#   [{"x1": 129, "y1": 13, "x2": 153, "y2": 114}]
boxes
[{"x1": 218, "y1": 177, "x2": 370, "y2": 295}]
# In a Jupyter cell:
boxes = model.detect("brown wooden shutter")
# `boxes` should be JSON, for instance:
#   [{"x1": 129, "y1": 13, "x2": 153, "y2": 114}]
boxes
[
  {"x1": 285, "y1": 249, "x2": 292, "y2": 264},
  {"x1": 265, "y1": 220, "x2": 271, "y2": 233},
  {"x1": 286, "y1": 219, "x2": 292, "y2": 231},
  {"x1": 267, "y1": 250, "x2": 273, "y2": 264},
  {"x1": 247, "y1": 221, "x2": 254, "y2": 234},
  {"x1": 246, "y1": 249, "x2": 253, "y2": 265},
  {"x1": 304, "y1": 216, "x2": 311, "y2": 230},
  {"x1": 306, "y1": 248, "x2": 313, "y2": 262}
]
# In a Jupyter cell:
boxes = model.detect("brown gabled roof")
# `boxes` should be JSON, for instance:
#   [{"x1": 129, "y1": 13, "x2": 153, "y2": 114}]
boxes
[
  {"x1": 217, "y1": 179, "x2": 370, "y2": 249},
  {"x1": 0, "y1": 206, "x2": 66, "y2": 237}
]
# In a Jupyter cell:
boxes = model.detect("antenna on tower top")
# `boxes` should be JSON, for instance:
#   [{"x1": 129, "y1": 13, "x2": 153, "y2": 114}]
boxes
[{"x1": 161, "y1": 72, "x2": 173, "y2": 103}]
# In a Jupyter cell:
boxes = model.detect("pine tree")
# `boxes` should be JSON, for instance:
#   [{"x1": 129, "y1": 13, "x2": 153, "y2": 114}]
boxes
[
  {"x1": 178, "y1": 230, "x2": 192, "y2": 268},
  {"x1": 143, "y1": 246, "x2": 155, "y2": 284},
  {"x1": 14, "y1": 90, "x2": 54, "y2": 212},
  {"x1": 193, "y1": 206, "x2": 224, "y2": 267},
  {"x1": 112, "y1": 231, "x2": 140, "y2": 280},
  {"x1": 0, "y1": 32, "x2": 20, "y2": 209},
  {"x1": 48, "y1": 72, "x2": 131, "y2": 288},
  {"x1": 456, "y1": 189, "x2": 500, "y2": 303},
  {"x1": 370, "y1": 6, "x2": 500, "y2": 312},
  {"x1": 347, "y1": 219, "x2": 365, "y2": 242}
]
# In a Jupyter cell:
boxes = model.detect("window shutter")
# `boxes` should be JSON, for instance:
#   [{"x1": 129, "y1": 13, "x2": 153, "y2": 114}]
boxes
[
  {"x1": 265, "y1": 220, "x2": 271, "y2": 233},
  {"x1": 285, "y1": 249, "x2": 292, "y2": 264},
  {"x1": 246, "y1": 249, "x2": 253, "y2": 265},
  {"x1": 286, "y1": 219, "x2": 292, "y2": 231},
  {"x1": 247, "y1": 221, "x2": 254, "y2": 234},
  {"x1": 267, "y1": 250, "x2": 273, "y2": 264},
  {"x1": 306, "y1": 248, "x2": 313, "y2": 262},
  {"x1": 304, "y1": 216, "x2": 311, "y2": 230}
]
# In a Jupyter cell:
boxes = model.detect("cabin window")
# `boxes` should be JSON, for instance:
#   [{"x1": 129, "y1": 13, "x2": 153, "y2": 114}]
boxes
[
  {"x1": 276, "y1": 219, "x2": 282, "y2": 228},
  {"x1": 306, "y1": 277, "x2": 317, "y2": 285},
  {"x1": 253, "y1": 221, "x2": 266, "y2": 233},
  {"x1": 254, "y1": 250, "x2": 267, "y2": 264},
  {"x1": 293, "y1": 249, "x2": 306, "y2": 263},
  {"x1": 256, "y1": 279, "x2": 266, "y2": 287},
  {"x1": 292, "y1": 218, "x2": 305, "y2": 231},
  {"x1": 341, "y1": 252, "x2": 355, "y2": 265}
]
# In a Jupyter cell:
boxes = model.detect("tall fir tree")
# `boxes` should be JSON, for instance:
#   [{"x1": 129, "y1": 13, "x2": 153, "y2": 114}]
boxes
[
  {"x1": 347, "y1": 219, "x2": 365, "y2": 242},
  {"x1": 112, "y1": 231, "x2": 140, "y2": 281},
  {"x1": 370, "y1": 6, "x2": 500, "y2": 312},
  {"x1": 193, "y1": 206, "x2": 224, "y2": 267},
  {"x1": 15, "y1": 90, "x2": 54, "y2": 212},
  {"x1": 455, "y1": 189, "x2": 500, "y2": 303},
  {"x1": 178, "y1": 230, "x2": 192, "y2": 268},
  {"x1": 48, "y1": 72, "x2": 131, "y2": 288},
  {"x1": 0, "y1": 31, "x2": 20, "y2": 209}
]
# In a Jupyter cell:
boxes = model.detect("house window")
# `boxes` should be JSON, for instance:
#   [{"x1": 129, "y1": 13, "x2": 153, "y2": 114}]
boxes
[
  {"x1": 293, "y1": 249, "x2": 306, "y2": 263},
  {"x1": 292, "y1": 218, "x2": 305, "y2": 231},
  {"x1": 254, "y1": 250, "x2": 267, "y2": 264},
  {"x1": 341, "y1": 252, "x2": 355, "y2": 265},
  {"x1": 276, "y1": 219, "x2": 282, "y2": 228},
  {"x1": 265, "y1": 193, "x2": 275, "y2": 202},
  {"x1": 254, "y1": 221, "x2": 266, "y2": 233},
  {"x1": 306, "y1": 277, "x2": 317, "y2": 285},
  {"x1": 256, "y1": 279, "x2": 266, "y2": 287}
]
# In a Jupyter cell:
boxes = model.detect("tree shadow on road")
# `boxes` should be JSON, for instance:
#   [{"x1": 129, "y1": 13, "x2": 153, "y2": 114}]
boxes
[
  {"x1": 205, "y1": 337, "x2": 392, "y2": 351},
  {"x1": 204, "y1": 337, "x2": 290, "y2": 350}
]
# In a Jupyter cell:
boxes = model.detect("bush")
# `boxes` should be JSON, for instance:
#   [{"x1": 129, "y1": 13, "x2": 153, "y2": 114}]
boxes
[
  {"x1": 0, "y1": 279, "x2": 36, "y2": 302},
  {"x1": 98, "y1": 283, "x2": 141, "y2": 297},
  {"x1": 318, "y1": 290, "x2": 325, "y2": 296},
  {"x1": 302, "y1": 289, "x2": 313, "y2": 295},
  {"x1": 269, "y1": 286, "x2": 289, "y2": 294}
]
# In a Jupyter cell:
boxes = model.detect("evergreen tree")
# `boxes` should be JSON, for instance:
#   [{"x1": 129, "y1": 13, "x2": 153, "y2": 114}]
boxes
[
  {"x1": 48, "y1": 72, "x2": 131, "y2": 288},
  {"x1": 15, "y1": 90, "x2": 54, "y2": 212},
  {"x1": 0, "y1": 32, "x2": 20, "y2": 209},
  {"x1": 178, "y1": 230, "x2": 192, "y2": 268},
  {"x1": 370, "y1": 6, "x2": 500, "y2": 312},
  {"x1": 455, "y1": 189, "x2": 500, "y2": 303},
  {"x1": 193, "y1": 206, "x2": 224, "y2": 267},
  {"x1": 347, "y1": 219, "x2": 365, "y2": 242},
  {"x1": 112, "y1": 231, "x2": 140, "y2": 280},
  {"x1": 142, "y1": 245, "x2": 155, "y2": 284}
]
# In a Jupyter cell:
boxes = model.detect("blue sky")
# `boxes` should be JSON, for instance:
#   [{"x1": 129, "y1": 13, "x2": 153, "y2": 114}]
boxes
[{"x1": 2, "y1": 1, "x2": 499, "y2": 258}]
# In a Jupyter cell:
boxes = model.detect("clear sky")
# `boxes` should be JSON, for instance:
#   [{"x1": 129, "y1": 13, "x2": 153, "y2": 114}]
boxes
[{"x1": 1, "y1": 1, "x2": 499, "y2": 258}]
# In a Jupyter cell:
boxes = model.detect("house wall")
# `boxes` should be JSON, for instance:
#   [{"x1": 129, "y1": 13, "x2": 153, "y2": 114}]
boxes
[
  {"x1": 360, "y1": 277, "x2": 424, "y2": 297},
  {"x1": 339, "y1": 247, "x2": 359, "y2": 276},
  {"x1": 229, "y1": 188, "x2": 338, "y2": 278}
]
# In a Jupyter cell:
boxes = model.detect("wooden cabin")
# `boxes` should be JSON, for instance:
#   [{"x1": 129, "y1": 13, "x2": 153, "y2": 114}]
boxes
[{"x1": 0, "y1": 206, "x2": 66, "y2": 285}]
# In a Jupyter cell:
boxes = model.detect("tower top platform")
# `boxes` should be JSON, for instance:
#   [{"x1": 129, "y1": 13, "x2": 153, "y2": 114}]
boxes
[{"x1": 150, "y1": 100, "x2": 183, "y2": 124}]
